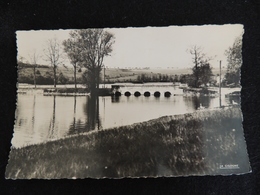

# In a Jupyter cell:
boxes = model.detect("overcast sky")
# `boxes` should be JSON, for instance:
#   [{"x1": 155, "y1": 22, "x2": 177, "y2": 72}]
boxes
[{"x1": 17, "y1": 24, "x2": 243, "y2": 69}]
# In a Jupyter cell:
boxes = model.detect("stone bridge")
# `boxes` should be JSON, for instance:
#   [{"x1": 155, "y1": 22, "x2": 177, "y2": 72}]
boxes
[{"x1": 111, "y1": 83, "x2": 184, "y2": 97}]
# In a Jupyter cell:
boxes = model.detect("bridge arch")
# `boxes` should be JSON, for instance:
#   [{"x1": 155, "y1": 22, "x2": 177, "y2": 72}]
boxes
[
  {"x1": 115, "y1": 91, "x2": 121, "y2": 96},
  {"x1": 154, "y1": 91, "x2": 161, "y2": 97},
  {"x1": 164, "y1": 91, "x2": 171, "y2": 97},
  {"x1": 144, "y1": 91, "x2": 150, "y2": 97},
  {"x1": 125, "y1": 91, "x2": 131, "y2": 96},
  {"x1": 134, "y1": 91, "x2": 141, "y2": 97}
]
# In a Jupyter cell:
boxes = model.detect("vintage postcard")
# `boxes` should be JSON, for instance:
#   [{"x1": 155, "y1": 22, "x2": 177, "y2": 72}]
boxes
[{"x1": 6, "y1": 25, "x2": 251, "y2": 179}]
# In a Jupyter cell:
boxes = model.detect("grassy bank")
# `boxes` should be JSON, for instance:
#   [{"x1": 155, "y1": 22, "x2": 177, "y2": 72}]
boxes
[{"x1": 6, "y1": 107, "x2": 250, "y2": 179}]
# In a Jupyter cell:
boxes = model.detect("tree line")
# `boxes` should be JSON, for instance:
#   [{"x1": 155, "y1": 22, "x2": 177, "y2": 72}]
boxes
[{"x1": 135, "y1": 73, "x2": 212, "y2": 85}]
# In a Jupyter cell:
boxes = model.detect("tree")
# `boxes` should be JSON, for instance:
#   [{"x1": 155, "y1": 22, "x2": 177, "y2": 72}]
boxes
[
  {"x1": 70, "y1": 29, "x2": 115, "y2": 95},
  {"x1": 43, "y1": 38, "x2": 62, "y2": 88},
  {"x1": 63, "y1": 32, "x2": 82, "y2": 92},
  {"x1": 224, "y1": 36, "x2": 242, "y2": 86},
  {"x1": 198, "y1": 63, "x2": 212, "y2": 87},
  {"x1": 188, "y1": 45, "x2": 212, "y2": 87},
  {"x1": 28, "y1": 50, "x2": 39, "y2": 88}
]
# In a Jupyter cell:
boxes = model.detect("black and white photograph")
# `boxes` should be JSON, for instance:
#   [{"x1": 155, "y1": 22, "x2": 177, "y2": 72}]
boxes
[{"x1": 5, "y1": 25, "x2": 251, "y2": 179}]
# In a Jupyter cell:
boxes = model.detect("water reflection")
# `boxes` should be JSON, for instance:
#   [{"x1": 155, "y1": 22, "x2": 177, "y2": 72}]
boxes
[
  {"x1": 71, "y1": 96, "x2": 77, "y2": 132},
  {"x1": 48, "y1": 96, "x2": 56, "y2": 139},
  {"x1": 192, "y1": 96, "x2": 200, "y2": 110},
  {"x1": 183, "y1": 96, "x2": 207, "y2": 110},
  {"x1": 68, "y1": 95, "x2": 101, "y2": 135},
  {"x1": 227, "y1": 95, "x2": 240, "y2": 105},
  {"x1": 87, "y1": 95, "x2": 101, "y2": 131},
  {"x1": 32, "y1": 95, "x2": 36, "y2": 130},
  {"x1": 111, "y1": 95, "x2": 120, "y2": 103},
  {"x1": 12, "y1": 92, "x2": 239, "y2": 148}
]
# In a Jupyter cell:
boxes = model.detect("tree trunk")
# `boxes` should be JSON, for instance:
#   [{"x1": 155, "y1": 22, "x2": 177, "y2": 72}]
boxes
[
  {"x1": 74, "y1": 65, "x2": 77, "y2": 93},
  {"x1": 96, "y1": 69, "x2": 100, "y2": 96},
  {"x1": 89, "y1": 68, "x2": 96, "y2": 96},
  {"x1": 33, "y1": 66, "x2": 36, "y2": 89},
  {"x1": 53, "y1": 66, "x2": 57, "y2": 88},
  {"x1": 195, "y1": 68, "x2": 198, "y2": 88}
]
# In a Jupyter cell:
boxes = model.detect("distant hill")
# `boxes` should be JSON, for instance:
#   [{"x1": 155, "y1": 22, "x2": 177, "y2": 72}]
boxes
[{"x1": 17, "y1": 62, "x2": 226, "y2": 84}]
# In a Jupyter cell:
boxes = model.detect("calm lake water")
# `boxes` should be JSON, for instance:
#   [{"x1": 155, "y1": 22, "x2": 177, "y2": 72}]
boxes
[{"x1": 12, "y1": 88, "x2": 240, "y2": 148}]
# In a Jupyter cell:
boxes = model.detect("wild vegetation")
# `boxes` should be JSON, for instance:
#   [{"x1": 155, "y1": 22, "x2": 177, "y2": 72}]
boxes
[
  {"x1": 223, "y1": 36, "x2": 242, "y2": 87},
  {"x1": 6, "y1": 107, "x2": 248, "y2": 179}
]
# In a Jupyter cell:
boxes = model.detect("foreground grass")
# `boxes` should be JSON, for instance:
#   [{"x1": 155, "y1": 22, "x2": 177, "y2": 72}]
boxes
[{"x1": 6, "y1": 107, "x2": 250, "y2": 179}]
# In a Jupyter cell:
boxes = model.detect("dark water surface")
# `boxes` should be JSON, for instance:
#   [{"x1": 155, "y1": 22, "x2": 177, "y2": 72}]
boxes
[{"x1": 12, "y1": 92, "x2": 239, "y2": 148}]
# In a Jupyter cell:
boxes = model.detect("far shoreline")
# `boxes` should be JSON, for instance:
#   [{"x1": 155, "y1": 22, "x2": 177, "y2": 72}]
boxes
[{"x1": 16, "y1": 83, "x2": 241, "y2": 97}]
